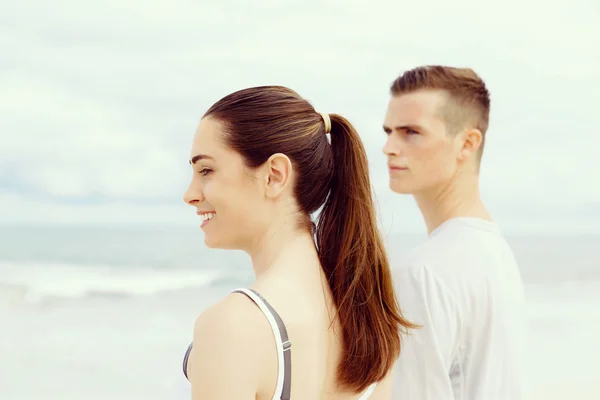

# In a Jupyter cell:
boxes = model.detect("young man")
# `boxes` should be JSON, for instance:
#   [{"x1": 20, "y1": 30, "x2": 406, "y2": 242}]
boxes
[{"x1": 382, "y1": 66, "x2": 527, "y2": 399}]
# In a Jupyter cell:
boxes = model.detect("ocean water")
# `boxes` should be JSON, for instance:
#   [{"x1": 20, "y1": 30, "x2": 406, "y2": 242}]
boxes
[{"x1": 0, "y1": 226, "x2": 599, "y2": 399}]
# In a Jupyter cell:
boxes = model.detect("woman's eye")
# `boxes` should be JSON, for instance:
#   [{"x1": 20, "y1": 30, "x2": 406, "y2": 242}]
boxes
[
  {"x1": 199, "y1": 168, "x2": 212, "y2": 176},
  {"x1": 406, "y1": 129, "x2": 419, "y2": 135}
]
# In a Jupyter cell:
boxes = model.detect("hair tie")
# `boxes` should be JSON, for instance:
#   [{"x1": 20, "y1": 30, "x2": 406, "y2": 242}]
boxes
[{"x1": 319, "y1": 112, "x2": 331, "y2": 134}]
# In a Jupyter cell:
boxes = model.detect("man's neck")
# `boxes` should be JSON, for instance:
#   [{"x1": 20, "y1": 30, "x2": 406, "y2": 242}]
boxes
[{"x1": 413, "y1": 173, "x2": 492, "y2": 235}]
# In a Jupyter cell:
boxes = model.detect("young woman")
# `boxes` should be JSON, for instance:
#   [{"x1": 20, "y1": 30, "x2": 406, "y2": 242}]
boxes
[{"x1": 182, "y1": 86, "x2": 415, "y2": 399}]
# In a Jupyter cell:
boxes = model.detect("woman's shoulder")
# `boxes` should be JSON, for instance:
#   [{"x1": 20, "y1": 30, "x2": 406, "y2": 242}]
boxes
[
  {"x1": 187, "y1": 290, "x2": 276, "y2": 396},
  {"x1": 193, "y1": 290, "x2": 272, "y2": 352}
]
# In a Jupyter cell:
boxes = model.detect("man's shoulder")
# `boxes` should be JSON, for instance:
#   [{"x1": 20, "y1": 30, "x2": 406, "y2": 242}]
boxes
[
  {"x1": 392, "y1": 235, "x2": 456, "y2": 276},
  {"x1": 390, "y1": 235, "x2": 488, "y2": 300},
  {"x1": 391, "y1": 257, "x2": 454, "y2": 299},
  {"x1": 394, "y1": 221, "x2": 516, "y2": 277}
]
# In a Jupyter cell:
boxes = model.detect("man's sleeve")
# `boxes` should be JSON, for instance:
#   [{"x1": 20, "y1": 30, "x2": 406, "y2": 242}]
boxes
[{"x1": 391, "y1": 263, "x2": 462, "y2": 399}]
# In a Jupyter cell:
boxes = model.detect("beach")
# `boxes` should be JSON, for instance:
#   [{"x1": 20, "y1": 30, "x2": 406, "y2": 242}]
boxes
[{"x1": 1, "y1": 227, "x2": 599, "y2": 399}]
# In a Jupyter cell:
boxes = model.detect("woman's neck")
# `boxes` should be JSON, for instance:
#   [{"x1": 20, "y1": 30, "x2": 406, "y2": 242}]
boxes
[{"x1": 249, "y1": 224, "x2": 320, "y2": 280}]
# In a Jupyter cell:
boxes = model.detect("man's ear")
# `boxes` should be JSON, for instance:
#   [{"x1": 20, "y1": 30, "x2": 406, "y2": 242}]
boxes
[
  {"x1": 263, "y1": 153, "x2": 292, "y2": 199},
  {"x1": 458, "y1": 128, "x2": 482, "y2": 162}
]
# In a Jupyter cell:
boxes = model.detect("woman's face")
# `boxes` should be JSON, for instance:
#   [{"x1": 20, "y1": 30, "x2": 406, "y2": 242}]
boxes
[{"x1": 183, "y1": 117, "x2": 269, "y2": 250}]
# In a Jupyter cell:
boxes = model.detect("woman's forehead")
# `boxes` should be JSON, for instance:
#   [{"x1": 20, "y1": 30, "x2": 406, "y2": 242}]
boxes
[{"x1": 191, "y1": 117, "x2": 227, "y2": 158}]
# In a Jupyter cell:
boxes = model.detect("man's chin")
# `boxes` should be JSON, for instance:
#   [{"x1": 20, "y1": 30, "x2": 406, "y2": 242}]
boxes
[{"x1": 389, "y1": 182, "x2": 414, "y2": 195}]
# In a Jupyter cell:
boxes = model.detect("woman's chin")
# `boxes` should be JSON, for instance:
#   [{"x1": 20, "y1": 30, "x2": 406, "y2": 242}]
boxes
[
  {"x1": 203, "y1": 234, "x2": 237, "y2": 250},
  {"x1": 203, "y1": 234, "x2": 219, "y2": 249}
]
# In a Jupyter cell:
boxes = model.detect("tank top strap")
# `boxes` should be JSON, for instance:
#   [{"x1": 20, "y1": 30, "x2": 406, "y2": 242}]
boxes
[
  {"x1": 357, "y1": 382, "x2": 377, "y2": 399},
  {"x1": 232, "y1": 288, "x2": 292, "y2": 400}
]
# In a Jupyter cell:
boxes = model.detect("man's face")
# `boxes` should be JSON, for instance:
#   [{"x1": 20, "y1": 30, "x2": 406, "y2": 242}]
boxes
[{"x1": 382, "y1": 89, "x2": 464, "y2": 195}]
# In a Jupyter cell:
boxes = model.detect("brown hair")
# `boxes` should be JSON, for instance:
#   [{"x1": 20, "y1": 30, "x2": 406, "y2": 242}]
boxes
[
  {"x1": 391, "y1": 65, "x2": 491, "y2": 159},
  {"x1": 204, "y1": 86, "x2": 416, "y2": 392}
]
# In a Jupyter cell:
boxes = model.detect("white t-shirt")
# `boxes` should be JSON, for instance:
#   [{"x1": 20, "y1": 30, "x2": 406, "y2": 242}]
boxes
[{"x1": 391, "y1": 217, "x2": 527, "y2": 400}]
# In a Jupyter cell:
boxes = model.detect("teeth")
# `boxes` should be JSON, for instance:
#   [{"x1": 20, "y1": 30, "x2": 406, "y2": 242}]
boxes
[{"x1": 200, "y1": 213, "x2": 215, "y2": 221}]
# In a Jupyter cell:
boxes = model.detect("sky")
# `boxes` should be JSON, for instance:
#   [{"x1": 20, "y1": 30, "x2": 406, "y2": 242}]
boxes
[{"x1": 1, "y1": 0, "x2": 599, "y2": 234}]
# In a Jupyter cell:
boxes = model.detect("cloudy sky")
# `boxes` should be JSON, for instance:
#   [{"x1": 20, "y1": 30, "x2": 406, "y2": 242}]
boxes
[{"x1": 1, "y1": 0, "x2": 599, "y2": 234}]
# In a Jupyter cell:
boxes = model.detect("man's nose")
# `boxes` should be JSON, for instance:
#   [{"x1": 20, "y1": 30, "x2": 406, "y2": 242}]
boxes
[{"x1": 382, "y1": 135, "x2": 400, "y2": 157}]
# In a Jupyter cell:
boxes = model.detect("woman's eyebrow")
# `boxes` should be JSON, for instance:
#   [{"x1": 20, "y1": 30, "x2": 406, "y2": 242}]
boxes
[{"x1": 189, "y1": 154, "x2": 214, "y2": 165}]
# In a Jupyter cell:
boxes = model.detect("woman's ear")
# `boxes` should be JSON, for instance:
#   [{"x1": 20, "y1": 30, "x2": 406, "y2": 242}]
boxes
[{"x1": 263, "y1": 153, "x2": 292, "y2": 199}]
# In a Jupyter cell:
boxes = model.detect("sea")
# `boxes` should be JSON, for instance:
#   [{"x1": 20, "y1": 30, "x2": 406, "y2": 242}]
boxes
[{"x1": 0, "y1": 226, "x2": 599, "y2": 399}]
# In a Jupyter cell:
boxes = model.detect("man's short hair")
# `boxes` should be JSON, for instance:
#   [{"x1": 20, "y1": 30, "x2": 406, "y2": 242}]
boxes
[{"x1": 390, "y1": 66, "x2": 491, "y2": 158}]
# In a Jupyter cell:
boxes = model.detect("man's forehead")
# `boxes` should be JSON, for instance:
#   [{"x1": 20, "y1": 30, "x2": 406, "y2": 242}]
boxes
[
  {"x1": 386, "y1": 91, "x2": 446, "y2": 123},
  {"x1": 389, "y1": 90, "x2": 446, "y2": 113}
]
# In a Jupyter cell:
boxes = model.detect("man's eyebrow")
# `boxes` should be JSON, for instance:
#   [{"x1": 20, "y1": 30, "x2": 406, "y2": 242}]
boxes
[
  {"x1": 383, "y1": 123, "x2": 425, "y2": 133},
  {"x1": 189, "y1": 154, "x2": 214, "y2": 165},
  {"x1": 383, "y1": 124, "x2": 423, "y2": 132}
]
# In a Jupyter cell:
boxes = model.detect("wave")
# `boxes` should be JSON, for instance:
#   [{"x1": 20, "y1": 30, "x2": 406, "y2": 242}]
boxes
[{"x1": 0, "y1": 260, "x2": 242, "y2": 301}]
